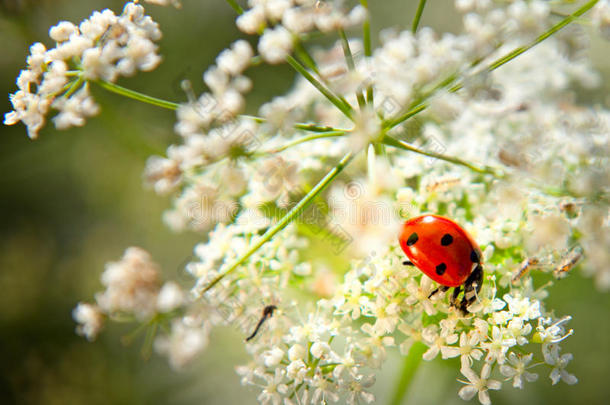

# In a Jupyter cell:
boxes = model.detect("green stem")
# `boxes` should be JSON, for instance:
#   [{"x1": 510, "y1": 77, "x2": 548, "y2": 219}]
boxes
[
  {"x1": 224, "y1": 0, "x2": 244, "y2": 14},
  {"x1": 382, "y1": 135, "x2": 503, "y2": 177},
  {"x1": 385, "y1": 72, "x2": 458, "y2": 129},
  {"x1": 293, "y1": 38, "x2": 354, "y2": 111},
  {"x1": 386, "y1": 104, "x2": 427, "y2": 129},
  {"x1": 240, "y1": 115, "x2": 348, "y2": 133},
  {"x1": 411, "y1": 0, "x2": 427, "y2": 34},
  {"x1": 488, "y1": 0, "x2": 599, "y2": 71},
  {"x1": 63, "y1": 76, "x2": 84, "y2": 98},
  {"x1": 339, "y1": 28, "x2": 367, "y2": 109},
  {"x1": 359, "y1": 0, "x2": 373, "y2": 104},
  {"x1": 259, "y1": 130, "x2": 346, "y2": 154},
  {"x1": 293, "y1": 123, "x2": 348, "y2": 133},
  {"x1": 293, "y1": 37, "x2": 320, "y2": 75},
  {"x1": 95, "y1": 80, "x2": 179, "y2": 110},
  {"x1": 201, "y1": 152, "x2": 356, "y2": 293},
  {"x1": 286, "y1": 55, "x2": 354, "y2": 121},
  {"x1": 388, "y1": 342, "x2": 426, "y2": 405},
  {"x1": 141, "y1": 322, "x2": 158, "y2": 360}
]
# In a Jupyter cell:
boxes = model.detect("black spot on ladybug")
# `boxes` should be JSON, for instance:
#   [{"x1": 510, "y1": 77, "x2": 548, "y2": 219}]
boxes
[
  {"x1": 436, "y1": 263, "x2": 447, "y2": 275},
  {"x1": 407, "y1": 232, "x2": 418, "y2": 246},
  {"x1": 440, "y1": 233, "x2": 453, "y2": 246},
  {"x1": 470, "y1": 249, "x2": 480, "y2": 263}
]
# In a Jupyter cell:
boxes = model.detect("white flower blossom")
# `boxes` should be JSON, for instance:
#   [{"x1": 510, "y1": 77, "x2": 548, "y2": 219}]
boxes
[
  {"x1": 72, "y1": 302, "x2": 105, "y2": 341},
  {"x1": 95, "y1": 247, "x2": 161, "y2": 320},
  {"x1": 156, "y1": 282, "x2": 185, "y2": 312},
  {"x1": 459, "y1": 363, "x2": 502, "y2": 405},
  {"x1": 154, "y1": 319, "x2": 209, "y2": 369},
  {"x1": 499, "y1": 352, "x2": 538, "y2": 389},
  {"x1": 543, "y1": 344, "x2": 578, "y2": 385},
  {"x1": 258, "y1": 26, "x2": 293, "y2": 64}
]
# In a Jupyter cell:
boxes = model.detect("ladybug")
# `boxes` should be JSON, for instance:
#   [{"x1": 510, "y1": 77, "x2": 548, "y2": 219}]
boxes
[{"x1": 399, "y1": 214, "x2": 483, "y2": 313}]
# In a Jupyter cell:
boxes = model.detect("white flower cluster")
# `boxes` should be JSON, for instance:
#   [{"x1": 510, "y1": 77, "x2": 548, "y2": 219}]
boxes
[
  {"x1": 4, "y1": 2, "x2": 162, "y2": 138},
  {"x1": 237, "y1": 0, "x2": 367, "y2": 63},
  {"x1": 149, "y1": 216, "x2": 308, "y2": 368},
  {"x1": 73, "y1": 247, "x2": 186, "y2": 341},
  {"x1": 144, "y1": 39, "x2": 258, "y2": 231},
  {"x1": 232, "y1": 244, "x2": 577, "y2": 405}
]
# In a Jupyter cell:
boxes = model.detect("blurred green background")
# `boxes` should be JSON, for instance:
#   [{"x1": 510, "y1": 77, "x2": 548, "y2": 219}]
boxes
[{"x1": 0, "y1": 1, "x2": 609, "y2": 404}]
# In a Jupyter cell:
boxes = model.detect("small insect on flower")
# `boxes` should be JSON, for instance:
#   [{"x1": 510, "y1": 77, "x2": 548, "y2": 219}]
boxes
[
  {"x1": 399, "y1": 215, "x2": 483, "y2": 313},
  {"x1": 424, "y1": 175, "x2": 461, "y2": 193},
  {"x1": 245, "y1": 305, "x2": 277, "y2": 342},
  {"x1": 512, "y1": 257, "x2": 540, "y2": 285},
  {"x1": 554, "y1": 247, "x2": 583, "y2": 280},
  {"x1": 558, "y1": 200, "x2": 582, "y2": 217}
]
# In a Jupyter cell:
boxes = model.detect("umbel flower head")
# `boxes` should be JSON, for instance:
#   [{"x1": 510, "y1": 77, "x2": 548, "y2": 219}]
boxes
[
  {"x1": 4, "y1": 2, "x2": 162, "y2": 138},
  {"x1": 5, "y1": 0, "x2": 609, "y2": 404}
]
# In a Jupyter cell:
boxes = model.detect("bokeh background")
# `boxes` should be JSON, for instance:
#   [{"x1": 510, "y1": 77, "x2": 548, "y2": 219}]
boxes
[{"x1": 1, "y1": 1, "x2": 609, "y2": 404}]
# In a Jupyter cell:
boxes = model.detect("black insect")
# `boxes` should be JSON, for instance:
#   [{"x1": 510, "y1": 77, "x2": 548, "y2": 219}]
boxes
[{"x1": 245, "y1": 305, "x2": 277, "y2": 342}]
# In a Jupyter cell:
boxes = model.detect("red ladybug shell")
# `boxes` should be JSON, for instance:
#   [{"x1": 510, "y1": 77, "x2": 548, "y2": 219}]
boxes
[{"x1": 399, "y1": 214, "x2": 482, "y2": 287}]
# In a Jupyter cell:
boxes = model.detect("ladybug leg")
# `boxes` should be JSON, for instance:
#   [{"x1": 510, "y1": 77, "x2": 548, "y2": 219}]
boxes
[
  {"x1": 459, "y1": 264, "x2": 484, "y2": 313},
  {"x1": 402, "y1": 260, "x2": 414, "y2": 266},
  {"x1": 450, "y1": 286, "x2": 461, "y2": 307},
  {"x1": 427, "y1": 285, "x2": 449, "y2": 299}
]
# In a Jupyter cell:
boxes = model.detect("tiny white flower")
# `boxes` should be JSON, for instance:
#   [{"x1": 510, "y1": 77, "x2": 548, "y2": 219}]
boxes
[
  {"x1": 263, "y1": 347, "x2": 285, "y2": 367},
  {"x1": 535, "y1": 316, "x2": 574, "y2": 345},
  {"x1": 217, "y1": 40, "x2": 253, "y2": 76},
  {"x1": 236, "y1": 6, "x2": 266, "y2": 34},
  {"x1": 442, "y1": 332, "x2": 483, "y2": 366},
  {"x1": 286, "y1": 359, "x2": 307, "y2": 384},
  {"x1": 52, "y1": 85, "x2": 100, "y2": 130},
  {"x1": 95, "y1": 247, "x2": 161, "y2": 320},
  {"x1": 310, "y1": 341, "x2": 330, "y2": 359},
  {"x1": 360, "y1": 322, "x2": 395, "y2": 367},
  {"x1": 346, "y1": 374, "x2": 376, "y2": 404},
  {"x1": 72, "y1": 302, "x2": 105, "y2": 341},
  {"x1": 333, "y1": 276, "x2": 368, "y2": 320},
  {"x1": 422, "y1": 325, "x2": 458, "y2": 361},
  {"x1": 258, "y1": 26, "x2": 293, "y2": 64},
  {"x1": 282, "y1": 8, "x2": 315, "y2": 33},
  {"x1": 503, "y1": 294, "x2": 541, "y2": 321},
  {"x1": 505, "y1": 317, "x2": 532, "y2": 346},
  {"x1": 49, "y1": 21, "x2": 78, "y2": 42},
  {"x1": 311, "y1": 374, "x2": 339, "y2": 404},
  {"x1": 257, "y1": 369, "x2": 288, "y2": 405},
  {"x1": 156, "y1": 281, "x2": 185, "y2": 312},
  {"x1": 499, "y1": 352, "x2": 538, "y2": 389},
  {"x1": 481, "y1": 326, "x2": 516, "y2": 365},
  {"x1": 405, "y1": 276, "x2": 437, "y2": 315},
  {"x1": 154, "y1": 319, "x2": 209, "y2": 369},
  {"x1": 288, "y1": 343, "x2": 306, "y2": 361},
  {"x1": 543, "y1": 344, "x2": 578, "y2": 385},
  {"x1": 458, "y1": 363, "x2": 501, "y2": 405}
]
